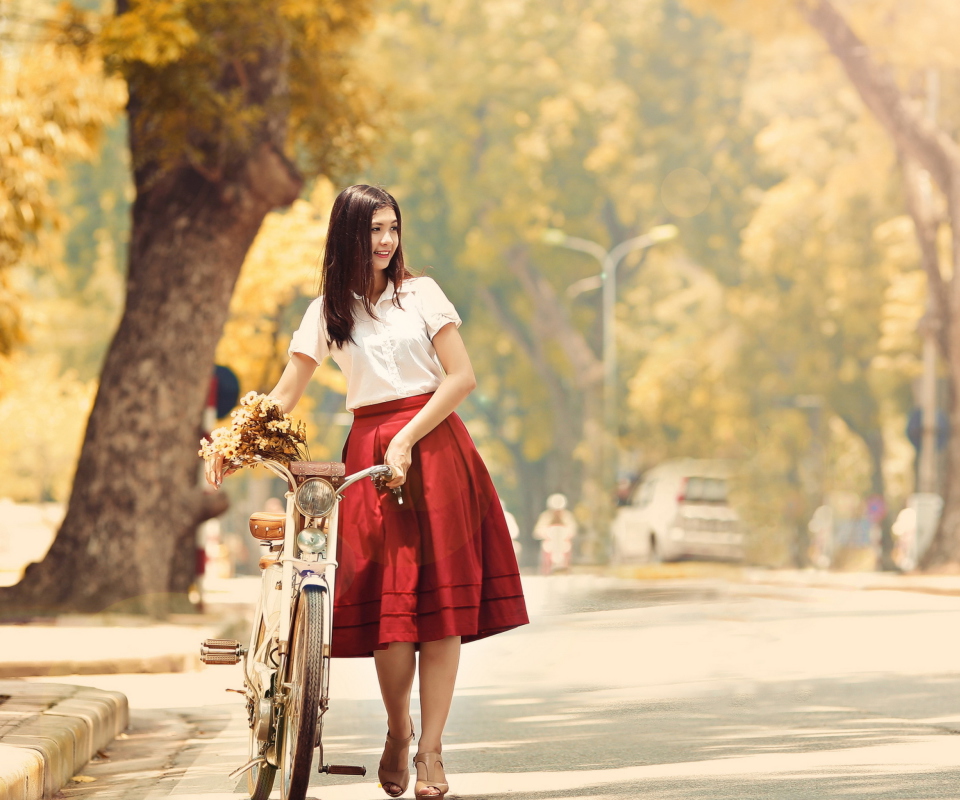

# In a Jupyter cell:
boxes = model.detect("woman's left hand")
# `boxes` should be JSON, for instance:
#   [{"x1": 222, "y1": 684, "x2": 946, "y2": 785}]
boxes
[{"x1": 383, "y1": 435, "x2": 413, "y2": 488}]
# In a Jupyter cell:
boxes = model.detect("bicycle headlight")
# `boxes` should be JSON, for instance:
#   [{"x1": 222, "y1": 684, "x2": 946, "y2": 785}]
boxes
[
  {"x1": 294, "y1": 478, "x2": 336, "y2": 518},
  {"x1": 297, "y1": 529, "x2": 328, "y2": 554}
]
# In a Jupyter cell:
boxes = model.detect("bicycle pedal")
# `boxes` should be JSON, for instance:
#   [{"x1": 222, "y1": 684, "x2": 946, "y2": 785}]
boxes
[
  {"x1": 200, "y1": 638, "x2": 246, "y2": 665},
  {"x1": 321, "y1": 764, "x2": 367, "y2": 776}
]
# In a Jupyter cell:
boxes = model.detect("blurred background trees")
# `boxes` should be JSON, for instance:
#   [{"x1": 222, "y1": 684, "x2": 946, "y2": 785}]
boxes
[
  {"x1": 346, "y1": 0, "x2": 934, "y2": 564},
  {"x1": 691, "y1": 0, "x2": 958, "y2": 563},
  {"x1": 0, "y1": 2, "x2": 125, "y2": 357},
  {"x1": 0, "y1": 0, "x2": 954, "y2": 609},
  {"x1": 354, "y1": 0, "x2": 769, "y2": 551}
]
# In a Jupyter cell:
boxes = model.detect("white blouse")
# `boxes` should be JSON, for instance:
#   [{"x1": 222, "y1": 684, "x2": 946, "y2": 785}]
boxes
[{"x1": 288, "y1": 276, "x2": 462, "y2": 411}]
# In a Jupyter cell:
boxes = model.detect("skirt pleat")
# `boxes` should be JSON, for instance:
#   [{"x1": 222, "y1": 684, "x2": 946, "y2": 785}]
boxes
[{"x1": 331, "y1": 393, "x2": 529, "y2": 657}]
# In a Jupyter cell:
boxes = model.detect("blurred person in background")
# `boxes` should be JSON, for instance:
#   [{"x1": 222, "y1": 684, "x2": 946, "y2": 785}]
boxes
[{"x1": 534, "y1": 493, "x2": 577, "y2": 574}]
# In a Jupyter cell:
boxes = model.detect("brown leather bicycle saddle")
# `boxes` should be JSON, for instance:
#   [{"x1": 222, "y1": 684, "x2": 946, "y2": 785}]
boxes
[{"x1": 249, "y1": 512, "x2": 286, "y2": 540}]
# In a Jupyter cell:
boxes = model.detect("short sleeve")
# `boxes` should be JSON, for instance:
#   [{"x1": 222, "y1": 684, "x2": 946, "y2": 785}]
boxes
[
  {"x1": 287, "y1": 297, "x2": 330, "y2": 364},
  {"x1": 415, "y1": 277, "x2": 462, "y2": 339}
]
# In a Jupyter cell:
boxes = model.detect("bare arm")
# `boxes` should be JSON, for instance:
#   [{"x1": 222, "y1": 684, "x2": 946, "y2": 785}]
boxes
[
  {"x1": 268, "y1": 351, "x2": 320, "y2": 413},
  {"x1": 382, "y1": 322, "x2": 477, "y2": 487}
]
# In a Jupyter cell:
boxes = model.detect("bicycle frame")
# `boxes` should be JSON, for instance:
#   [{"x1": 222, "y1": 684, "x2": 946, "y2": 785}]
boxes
[
  {"x1": 255, "y1": 458, "x2": 335, "y2": 659},
  {"x1": 217, "y1": 458, "x2": 397, "y2": 795}
]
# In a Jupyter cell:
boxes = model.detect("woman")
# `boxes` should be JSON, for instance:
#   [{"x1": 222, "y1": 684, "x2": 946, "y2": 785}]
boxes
[{"x1": 205, "y1": 184, "x2": 528, "y2": 799}]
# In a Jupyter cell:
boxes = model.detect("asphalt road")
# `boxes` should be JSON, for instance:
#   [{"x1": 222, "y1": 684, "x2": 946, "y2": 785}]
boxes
[{"x1": 47, "y1": 573, "x2": 960, "y2": 799}]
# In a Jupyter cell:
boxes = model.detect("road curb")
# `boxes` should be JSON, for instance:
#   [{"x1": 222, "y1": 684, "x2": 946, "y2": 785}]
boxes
[
  {"x1": 0, "y1": 745, "x2": 43, "y2": 800},
  {"x1": 0, "y1": 653, "x2": 200, "y2": 679},
  {"x1": 0, "y1": 680, "x2": 128, "y2": 800},
  {"x1": 603, "y1": 563, "x2": 960, "y2": 597}
]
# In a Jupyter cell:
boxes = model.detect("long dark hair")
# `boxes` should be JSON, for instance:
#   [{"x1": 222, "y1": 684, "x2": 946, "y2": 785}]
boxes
[{"x1": 321, "y1": 184, "x2": 410, "y2": 347}]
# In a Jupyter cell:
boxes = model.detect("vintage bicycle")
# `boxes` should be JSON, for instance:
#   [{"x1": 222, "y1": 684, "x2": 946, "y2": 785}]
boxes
[{"x1": 200, "y1": 456, "x2": 401, "y2": 800}]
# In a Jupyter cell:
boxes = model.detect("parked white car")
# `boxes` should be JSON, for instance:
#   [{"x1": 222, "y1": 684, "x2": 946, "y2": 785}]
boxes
[{"x1": 610, "y1": 459, "x2": 744, "y2": 563}]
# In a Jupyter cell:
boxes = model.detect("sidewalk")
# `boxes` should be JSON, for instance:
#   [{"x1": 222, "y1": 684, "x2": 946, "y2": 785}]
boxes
[
  {"x1": 0, "y1": 621, "x2": 221, "y2": 679},
  {"x1": 0, "y1": 614, "x2": 232, "y2": 799},
  {"x1": 743, "y1": 566, "x2": 960, "y2": 596},
  {"x1": 0, "y1": 577, "x2": 255, "y2": 798},
  {"x1": 607, "y1": 561, "x2": 960, "y2": 595},
  {"x1": 0, "y1": 680, "x2": 128, "y2": 800},
  {"x1": 0, "y1": 576, "x2": 256, "y2": 679},
  {"x1": 0, "y1": 619, "x2": 218, "y2": 800}
]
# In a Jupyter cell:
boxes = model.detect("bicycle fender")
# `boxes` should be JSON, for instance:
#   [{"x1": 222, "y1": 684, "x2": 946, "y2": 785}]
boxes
[{"x1": 298, "y1": 573, "x2": 328, "y2": 592}]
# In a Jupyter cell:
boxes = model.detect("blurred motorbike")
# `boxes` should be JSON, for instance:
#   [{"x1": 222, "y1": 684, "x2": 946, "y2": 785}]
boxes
[{"x1": 534, "y1": 494, "x2": 576, "y2": 574}]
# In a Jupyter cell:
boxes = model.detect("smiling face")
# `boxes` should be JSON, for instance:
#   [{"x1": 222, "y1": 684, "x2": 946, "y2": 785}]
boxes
[
  {"x1": 322, "y1": 185, "x2": 409, "y2": 342},
  {"x1": 370, "y1": 206, "x2": 399, "y2": 275}
]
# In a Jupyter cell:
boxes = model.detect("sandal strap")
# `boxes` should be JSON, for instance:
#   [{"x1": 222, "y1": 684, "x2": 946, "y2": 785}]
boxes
[{"x1": 414, "y1": 751, "x2": 448, "y2": 798}]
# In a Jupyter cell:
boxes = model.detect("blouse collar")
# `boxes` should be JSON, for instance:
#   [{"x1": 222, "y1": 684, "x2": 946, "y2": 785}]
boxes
[{"x1": 353, "y1": 279, "x2": 413, "y2": 305}]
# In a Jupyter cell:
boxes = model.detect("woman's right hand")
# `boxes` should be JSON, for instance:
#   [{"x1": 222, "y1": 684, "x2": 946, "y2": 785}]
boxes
[{"x1": 204, "y1": 453, "x2": 232, "y2": 489}]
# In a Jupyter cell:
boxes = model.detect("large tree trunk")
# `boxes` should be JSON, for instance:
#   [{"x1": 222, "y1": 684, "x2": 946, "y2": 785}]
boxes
[
  {"x1": 917, "y1": 181, "x2": 960, "y2": 568},
  {"x1": 800, "y1": 0, "x2": 960, "y2": 567},
  {"x1": 0, "y1": 145, "x2": 300, "y2": 615},
  {"x1": 0, "y1": 0, "x2": 304, "y2": 614}
]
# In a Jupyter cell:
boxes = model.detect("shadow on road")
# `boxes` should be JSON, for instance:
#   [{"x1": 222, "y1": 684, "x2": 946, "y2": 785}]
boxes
[{"x1": 429, "y1": 672, "x2": 960, "y2": 800}]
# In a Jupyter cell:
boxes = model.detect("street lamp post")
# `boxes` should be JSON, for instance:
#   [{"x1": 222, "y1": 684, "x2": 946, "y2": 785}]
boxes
[{"x1": 543, "y1": 224, "x2": 678, "y2": 559}]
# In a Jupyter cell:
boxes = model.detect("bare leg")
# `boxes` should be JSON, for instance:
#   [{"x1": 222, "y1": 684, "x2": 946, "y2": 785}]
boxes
[
  {"x1": 374, "y1": 643, "x2": 416, "y2": 795},
  {"x1": 374, "y1": 641, "x2": 416, "y2": 734},
  {"x1": 417, "y1": 635, "x2": 461, "y2": 753}
]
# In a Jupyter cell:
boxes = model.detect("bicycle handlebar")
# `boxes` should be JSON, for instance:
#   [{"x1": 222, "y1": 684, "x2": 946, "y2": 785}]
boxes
[
  {"x1": 336, "y1": 464, "x2": 395, "y2": 496},
  {"x1": 251, "y1": 458, "x2": 402, "y2": 501}
]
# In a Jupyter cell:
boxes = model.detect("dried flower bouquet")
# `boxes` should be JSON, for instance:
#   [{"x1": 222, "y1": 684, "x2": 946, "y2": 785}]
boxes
[{"x1": 199, "y1": 392, "x2": 309, "y2": 468}]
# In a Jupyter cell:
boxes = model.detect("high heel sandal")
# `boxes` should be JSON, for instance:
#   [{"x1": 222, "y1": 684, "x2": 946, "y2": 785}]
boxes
[
  {"x1": 414, "y1": 752, "x2": 448, "y2": 799},
  {"x1": 378, "y1": 722, "x2": 415, "y2": 798}
]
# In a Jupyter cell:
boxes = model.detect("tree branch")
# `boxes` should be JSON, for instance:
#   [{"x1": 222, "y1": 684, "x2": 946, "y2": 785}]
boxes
[
  {"x1": 194, "y1": 488, "x2": 229, "y2": 525},
  {"x1": 245, "y1": 141, "x2": 303, "y2": 208},
  {"x1": 476, "y1": 284, "x2": 572, "y2": 415},
  {"x1": 900, "y1": 153, "x2": 950, "y2": 357},
  {"x1": 801, "y1": 0, "x2": 960, "y2": 198},
  {"x1": 505, "y1": 248, "x2": 603, "y2": 384}
]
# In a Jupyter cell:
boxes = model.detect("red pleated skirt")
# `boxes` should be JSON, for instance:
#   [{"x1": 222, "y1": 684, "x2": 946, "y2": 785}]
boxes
[{"x1": 331, "y1": 393, "x2": 529, "y2": 658}]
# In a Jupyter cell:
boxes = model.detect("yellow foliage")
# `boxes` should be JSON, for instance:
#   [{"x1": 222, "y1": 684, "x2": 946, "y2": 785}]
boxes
[
  {"x1": 683, "y1": 0, "x2": 806, "y2": 39},
  {"x1": 101, "y1": 0, "x2": 378, "y2": 179},
  {"x1": 693, "y1": 0, "x2": 960, "y2": 73},
  {"x1": 0, "y1": 354, "x2": 96, "y2": 502},
  {"x1": 622, "y1": 252, "x2": 747, "y2": 463},
  {"x1": 215, "y1": 179, "x2": 335, "y2": 395},
  {"x1": 837, "y1": 0, "x2": 960, "y2": 72},
  {"x1": 0, "y1": 4, "x2": 125, "y2": 355},
  {"x1": 876, "y1": 269, "x2": 926, "y2": 365},
  {"x1": 602, "y1": 0, "x2": 933, "y2": 548},
  {"x1": 100, "y1": 0, "x2": 199, "y2": 67}
]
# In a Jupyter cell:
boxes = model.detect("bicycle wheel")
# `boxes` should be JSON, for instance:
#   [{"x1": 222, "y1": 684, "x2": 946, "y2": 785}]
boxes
[
  {"x1": 247, "y1": 620, "x2": 277, "y2": 800},
  {"x1": 280, "y1": 584, "x2": 326, "y2": 800},
  {"x1": 247, "y1": 728, "x2": 276, "y2": 800}
]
